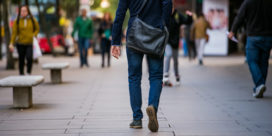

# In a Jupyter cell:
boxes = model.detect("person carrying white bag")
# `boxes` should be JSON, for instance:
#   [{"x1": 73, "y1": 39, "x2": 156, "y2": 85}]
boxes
[{"x1": 9, "y1": 5, "x2": 40, "y2": 75}]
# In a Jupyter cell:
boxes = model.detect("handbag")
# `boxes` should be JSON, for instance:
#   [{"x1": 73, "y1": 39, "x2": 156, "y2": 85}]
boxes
[{"x1": 126, "y1": 0, "x2": 169, "y2": 58}]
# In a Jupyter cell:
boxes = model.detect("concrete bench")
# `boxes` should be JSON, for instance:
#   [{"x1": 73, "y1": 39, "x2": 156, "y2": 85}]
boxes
[
  {"x1": 42, "y1": 62, "x2": 69, "y2": 84},
  {"x1": 0, "y1": 76, "x2": 44, "y2": 108}
]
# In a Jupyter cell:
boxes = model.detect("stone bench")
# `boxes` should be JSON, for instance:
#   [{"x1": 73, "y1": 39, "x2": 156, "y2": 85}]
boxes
[
  {"x1": 42, "y1": 62, "x2": 69, "y2": 84},
  {"x1": 0, "y1": 76, "x2": 44, "y2": 108}
]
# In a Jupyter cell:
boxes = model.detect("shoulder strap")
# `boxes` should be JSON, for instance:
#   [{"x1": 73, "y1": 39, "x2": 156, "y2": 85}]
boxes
[{"x1": 137, "y1": 0, "x2": 147, "y2": 16}]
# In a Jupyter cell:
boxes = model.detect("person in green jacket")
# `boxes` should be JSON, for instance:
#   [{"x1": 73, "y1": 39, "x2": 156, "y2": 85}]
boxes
[
  {"x1": 72, "y1": 9, "x2": 93, "y2": 68},
  {"x1": 9, "y1": 5, "x2": 40, "y2": 75}
]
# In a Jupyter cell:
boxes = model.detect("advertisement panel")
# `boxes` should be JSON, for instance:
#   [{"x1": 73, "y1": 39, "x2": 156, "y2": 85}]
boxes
[{"x1": 203, "y1": 0, "x2": 229, "y2": 55}]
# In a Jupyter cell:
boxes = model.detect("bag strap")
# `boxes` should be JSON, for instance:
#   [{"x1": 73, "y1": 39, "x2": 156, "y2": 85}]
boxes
[{"x1": 137, "y1": 0, "x2": 147, "y2": 16}]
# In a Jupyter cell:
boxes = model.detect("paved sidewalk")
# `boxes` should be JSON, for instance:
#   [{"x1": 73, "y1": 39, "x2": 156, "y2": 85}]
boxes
[{"x1": 0, "y1": 55, "x2": 272, "y2": 136}]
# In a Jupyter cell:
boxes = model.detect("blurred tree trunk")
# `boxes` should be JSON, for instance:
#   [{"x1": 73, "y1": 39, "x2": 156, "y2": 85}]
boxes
[
  {"x1": 3, "y1": 0, "x2": 14, "y2": 69},
  {"x1": 59, "y1": 0, "x2": 80, "y2": 19},
  {"x1": 56, "y1": 0, "x2": 60, "y2": 23},
  {"x1": 0, "y1": 0, "x2": 2, "y2": 60},
  {"x1": 24, "y1": 0, "x2": 28, "y2": 5},
  {"x1": 76, "y1": 0, "x2": 80, "y2": 17},
  {"x1": 35, "y1": 0, "x2": 56, "y2": 56}
]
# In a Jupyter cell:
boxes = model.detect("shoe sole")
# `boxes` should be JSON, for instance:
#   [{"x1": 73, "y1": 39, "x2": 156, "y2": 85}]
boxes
[
  {"x1": 130, "y1": 126, "x2": 142, "y2": 129},
  {"x1": 146, "y1": 106, "x2": 159, "y2": 132},
  {"x1": 255, "y1": 86, "x2": 266, "y2": 98}
]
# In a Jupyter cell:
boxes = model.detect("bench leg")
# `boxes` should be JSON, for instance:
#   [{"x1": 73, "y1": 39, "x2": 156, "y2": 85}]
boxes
[
  {"x1": 50, "y1": 69, "x2": 62, "y2": 84},
  {"x1": 13, "y1": 87, "x2": 32, "y2": 108}
]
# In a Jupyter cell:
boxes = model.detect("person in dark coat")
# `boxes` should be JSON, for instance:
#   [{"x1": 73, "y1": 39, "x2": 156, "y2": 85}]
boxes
[
  {"x1": 163, "y1": 7, "x2": 193, "y2": 86},
  {"x1": 228, "y1": 0, "x2": 272, "y2": 98},
  {"x1": 184, "y1": 24, "x2": 196, "y2": 60},
  {"x1": 98, "y1": 13, "x2": 113, "y2": 68},
  {"x1": 111, "y1": 0, "x2": 172, "y2": 132}
]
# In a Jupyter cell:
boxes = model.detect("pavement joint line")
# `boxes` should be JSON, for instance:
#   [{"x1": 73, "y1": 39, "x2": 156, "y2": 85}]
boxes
[
  {"x1": 266, "y1": 131, "x2": 272, "y2": 136},
  {"x1": 64, "y1": 128, "x2": 68, "y2": 134},
  {"x1": 246, "y1": 127, "x2": 252, "y2": 132},
  {"x1": 235, "y1": 120, "x2": 241, "y2": 125},
  {"x1": 227, "y1": 113, "x2": 232, "y2": 117},
  {"x1": 244, "y1": 117, "x2": 250, "y2": 121},
  {"x1": 67, "y1": 76, "x2": 103, "y2": 132},
  {"x1": 172, "y1": 131, "x2": 176, "y2": 136},
  {"x1": 2, "y1": 118, "x2": 73, "y2": 121},
  {"x1": 189, "y1": 83, "x2": 265, "y2": 133},
  {"x1": 255, "y1": 124, "x2": 261, "y2": 128},
  {"x1": 209, "y1": 100, "x2": 259, "y2": 130},
  {"x1": 0, "y1": 128, "x2": 66, "y2": 131}
]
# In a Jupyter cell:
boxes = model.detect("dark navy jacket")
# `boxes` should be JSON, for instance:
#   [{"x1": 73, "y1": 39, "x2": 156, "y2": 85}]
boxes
[
  {"x1": 231, "y1": 0, "x2": 272, "y2": 36},
  {"x1": 111, "y1": 0, "x2": 172, "y2": 45},
  {"x1": 168, "y1": 9, "x2": 192, "y2": 49}
]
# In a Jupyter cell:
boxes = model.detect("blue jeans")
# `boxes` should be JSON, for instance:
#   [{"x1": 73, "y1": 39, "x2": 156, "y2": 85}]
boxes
[
  {"x1": 246, "y1": 36, "x2": 272, "y2": 89},
  {"x1": 78, "y1": 37, "x2": 90, "y2": 66},
  {"x1": 164, "y1": 44, "x2": 179, "y2": 77},
  {"x1": 126, "y1": 47, "x2": 164, "y2": 121}
]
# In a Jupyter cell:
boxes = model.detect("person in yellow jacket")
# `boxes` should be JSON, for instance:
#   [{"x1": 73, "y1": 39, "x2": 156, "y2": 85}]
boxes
[{"x1": 9, "y1": 5, "x2": 39, "y2": 75}]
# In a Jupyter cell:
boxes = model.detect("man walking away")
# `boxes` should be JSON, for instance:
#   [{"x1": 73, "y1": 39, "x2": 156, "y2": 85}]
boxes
[
  {"x1": 228, "y1": 0, "x2": 272, "y2": 98},
  {"x1": 111, "y1": 0, "x2": 172, "y2": 132}
]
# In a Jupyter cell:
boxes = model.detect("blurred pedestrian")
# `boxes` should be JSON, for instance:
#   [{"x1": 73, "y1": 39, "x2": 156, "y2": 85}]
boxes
[
  {"x1": 184, "y1": 24, "x2": 196, "y2": 60},
  {"x1": 191, "y1": 12, "x2": 211, "y2": 65},
  {"x1": 98, "y1": 13, "x2": 112, "y2": 68},
  {"x1": 163, "y1": 5, "x2": 193, "y2": 86},
  {"x1": 111, "y1": 0, "x2": 172, "y2": 132},
  {"x1": 72, "y1": 9, "x2": 93, "y2": 68},
  {"x1": 228, "y1": 0, "x2": 272, "y2": 98},
  {"x1": 9, "y1": 5, "x2": 39, "y2": 75}
]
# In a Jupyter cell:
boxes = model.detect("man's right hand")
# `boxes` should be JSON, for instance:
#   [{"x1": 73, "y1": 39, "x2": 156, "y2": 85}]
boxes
[
  {"x1": 9, "y1": 44, "x2": 14, "y2": 52},
  {"x1": 111, "y1": 46, "x2": 121, "y2": 59},
  {"x1": 228, "y1": 32, "x2": 235, "y2": 39}
]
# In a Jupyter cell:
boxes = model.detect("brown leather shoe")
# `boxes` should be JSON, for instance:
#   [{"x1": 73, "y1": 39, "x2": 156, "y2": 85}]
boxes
[{"x1": 146, "y1": 105, "x2": 159, "y2": 132}]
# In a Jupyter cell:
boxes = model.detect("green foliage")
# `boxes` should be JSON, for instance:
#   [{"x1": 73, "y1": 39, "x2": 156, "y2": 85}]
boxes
[
  {"x1": 91, "y1": 0, "x2": 118, "y2": 18},
  {"x1": 59, "y1": 0, "x2": 79, "y2": 18},
  {"x1": 60, "y1": 0, "x2": 78, "y2": 10},
  {"x1": 91, "y1": 0, "x2": 129, "y2": 28},
  {"x1": 91, "y1": 0, "x2": 102, "y2": 9}
]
